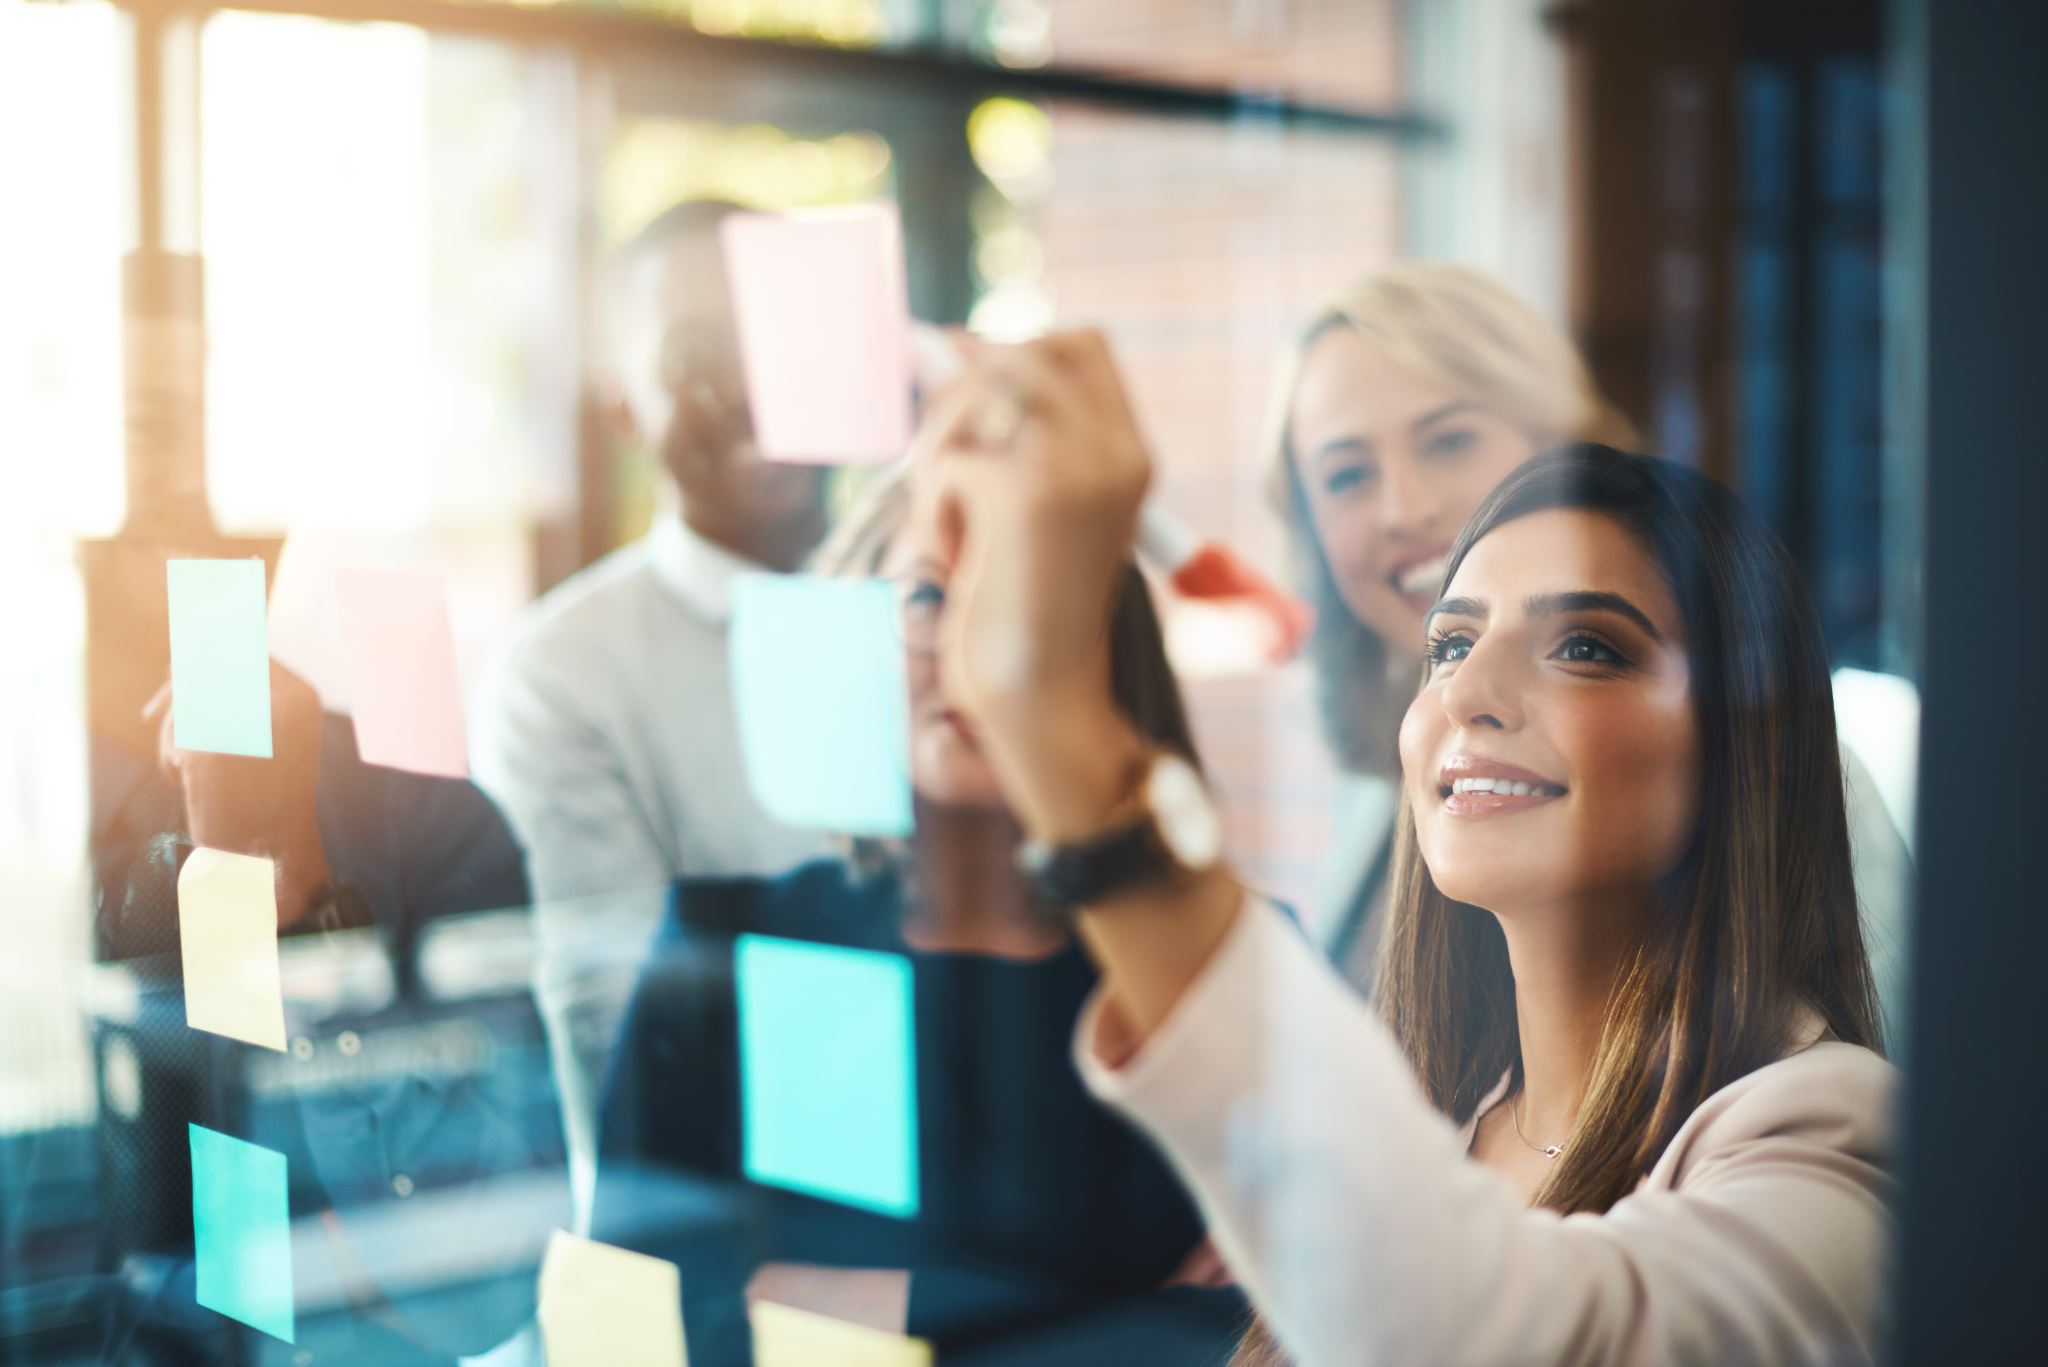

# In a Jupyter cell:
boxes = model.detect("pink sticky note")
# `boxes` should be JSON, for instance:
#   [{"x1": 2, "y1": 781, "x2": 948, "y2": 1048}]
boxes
[
  {"x1": 334, "y1": 568, "x2": 468, "y2": 778},
  {"x1": 722, "y1": 204, "x2": 914, "y2": 464}
]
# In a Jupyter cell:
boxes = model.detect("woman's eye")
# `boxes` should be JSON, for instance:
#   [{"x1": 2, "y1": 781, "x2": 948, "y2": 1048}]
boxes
[
  {"x1": 1554, "y1": 634, "x2": 1624, "y2": 666},
  {"x1": 1322, "y1": 464, "x2": 1378, "y2": 497},
  {"x1": 1422, "y1": 427, "x2": 1478, "y2": 458},
  {"x1": 1426, "y1": 633, "x2": 1473, "y2": 668},
  {"x1": 903, "y1": 581, "x2": 945, "y2": 614}
]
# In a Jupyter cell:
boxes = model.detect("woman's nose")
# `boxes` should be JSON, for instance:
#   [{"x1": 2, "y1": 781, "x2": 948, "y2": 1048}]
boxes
[
  {"x1": 1438, "y1": 637, "x2": 1523, "y2": 732},
  {"x1": 1375, "y1": 451, "x2": 1441, "y2": 542}
]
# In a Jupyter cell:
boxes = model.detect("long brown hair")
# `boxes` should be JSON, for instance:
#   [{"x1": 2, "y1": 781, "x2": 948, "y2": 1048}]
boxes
[{"x1": 1235, "y1": 445, "x2": 1882, "y2": 1364}]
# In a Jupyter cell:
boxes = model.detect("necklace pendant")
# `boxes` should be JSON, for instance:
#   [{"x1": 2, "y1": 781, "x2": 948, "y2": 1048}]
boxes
[{"x1": 1541, "y1": 1144, "x2": 1562, "y2": 1159}]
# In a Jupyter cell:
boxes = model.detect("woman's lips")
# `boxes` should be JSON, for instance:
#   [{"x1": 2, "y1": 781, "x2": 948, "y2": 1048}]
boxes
[
  {"x1": 1440, "y1": 786, "x2": 1566, "y2": 817},
  {"x1": 1436, "y1": 756, "x2": 1567, "y2": 817},
  {"x1": 1388, "y1": 548, "x2": 1451, "y2": 613}
]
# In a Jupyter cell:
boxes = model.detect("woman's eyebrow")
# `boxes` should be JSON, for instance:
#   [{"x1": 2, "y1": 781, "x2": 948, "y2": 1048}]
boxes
[
  {"x1": 1424, "y1": 595, "x2": 1487, "y2": 626},
  {"x1": 1407, "y1": 400, "x2": 1483, "y2": 433},
  {"x1": 1312, "y1": 434, "x2": 1373, "y2": 468},
  {"x1": 1523, "y1": 590, "x2": 1665, "y2": 643}
]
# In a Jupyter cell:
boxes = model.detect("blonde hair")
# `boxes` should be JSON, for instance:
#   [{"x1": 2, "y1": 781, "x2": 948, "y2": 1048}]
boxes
[{"x1": 1266, "y1": 262, "x2": 1635, "y2": 774}]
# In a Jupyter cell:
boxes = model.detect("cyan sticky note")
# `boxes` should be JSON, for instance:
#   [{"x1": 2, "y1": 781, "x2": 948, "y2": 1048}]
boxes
[
  {"x1": 189, "y1": 1123, "x2": 295, "y2": 1343},
  {"x1": 167, "y1": 559, "x2": 273, "y2": 758},
  {"x1": 730, "y1": 574, "x2": 913, "y2": 838},
  {"x1": 737, "y1": 934, "x2": 918, "y2": 1218}
]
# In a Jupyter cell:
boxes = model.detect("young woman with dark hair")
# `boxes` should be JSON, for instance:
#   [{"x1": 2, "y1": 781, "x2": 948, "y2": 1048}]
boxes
[{"x1": 916, "y1": 332, "x2": 1896, "y2": 1366}]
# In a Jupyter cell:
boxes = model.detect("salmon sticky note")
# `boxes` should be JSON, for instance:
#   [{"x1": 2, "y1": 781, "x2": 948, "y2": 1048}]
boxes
[
  {"x1": 335, "y1": 567, "x2": 469, "y2": 778},
  {"x1": 167, "y1": 558, "x2": 273, "y2": 758},
  {"x1": 738, "y1": 934, "x2": 918, "y2": 1218},
  {"x1": 178, "y1": 847, "x2": 287, "y2": 1052},
  {"x1": 190, "y1": 1124, "x2": 295, "y2": 1343},
  {"x1": 722, "y1": 204, "x2": 913, "y2": 464},
  {"x1": 730, "y1": 574, "x2": 912, "y2": 838},
  {"x1": 750, "y1": 1301, "x2": 931, "y2": 1367},
  {"x1": 538, "y1": 1231, "x2": 688, "y2": 1367}
]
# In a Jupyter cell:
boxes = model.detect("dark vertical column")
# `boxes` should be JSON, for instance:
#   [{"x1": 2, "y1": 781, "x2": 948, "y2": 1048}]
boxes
[
  {"x1": 891, "y1": 93, "x2": 982, "y2": 328},
  {"x1": 1892, "y1": 1, "x2": 2048, "y2": 1361},
  {"x1": 1559, "y1": 0, "x2": 1738, "y2": 478}
]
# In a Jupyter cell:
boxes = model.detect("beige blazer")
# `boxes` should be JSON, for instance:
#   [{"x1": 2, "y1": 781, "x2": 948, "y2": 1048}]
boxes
[{"x1": 1077, "y1": 900, "x2": 1898, "y2": 1366}]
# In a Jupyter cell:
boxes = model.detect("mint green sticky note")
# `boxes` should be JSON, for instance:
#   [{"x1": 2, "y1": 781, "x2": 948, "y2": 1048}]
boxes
[
  {"x1": 189, "y1": 1123, "x2": 295, "y2": 1342},
  {"x1": 730, "y1": 574, "x2": 912, "y2": 838},
  {"x1": 737, "y1": 934, "x2": 918, "y2": 1218},
  {"x1": 167, "y1": 559, "x2": 273, "y2": 758}
]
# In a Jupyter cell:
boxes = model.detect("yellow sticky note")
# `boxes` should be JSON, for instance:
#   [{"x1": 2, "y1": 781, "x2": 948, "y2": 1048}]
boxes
[
  {"x1": 177, "y1": 848, "x2": 286, "y2": 1052},
  {"x1": 537, "y1": 1230, "x2": 687, "y2": 1367},
  {"x1": 750, "y1": 1300, "x2": 932, "y2": 1367}
]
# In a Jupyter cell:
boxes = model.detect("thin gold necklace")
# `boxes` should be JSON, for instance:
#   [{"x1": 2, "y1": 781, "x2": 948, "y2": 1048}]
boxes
[{"x1": 1510, "y1": 1090, "x2": 1565, "y2": 1160}]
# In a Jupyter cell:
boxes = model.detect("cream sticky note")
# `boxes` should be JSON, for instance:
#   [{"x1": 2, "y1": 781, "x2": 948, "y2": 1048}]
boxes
[
  {"x1": 166, "y1": 558, "x2": 273, "y2": 758},
  {"x1": 721, "y1": 204, "x2": 913, "y2": 464},
  {"x1": 177, "y1": 847, "x2": 286, "y2": 1052},
  {"x1": 538, "y1": 1230, "x2": 688, "y2": 1367},
  {"x1": 750, "y1": 1300, "x2": 932, "y2": 1367},
  {"x1": 334, "y1": 567, "x2": 469, "y2": 779}
]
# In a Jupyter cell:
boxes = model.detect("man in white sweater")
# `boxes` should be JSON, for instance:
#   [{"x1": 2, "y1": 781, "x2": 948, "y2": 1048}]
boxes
[{"x1": 472, "y1": 201, "x2": 832, "y2": 1223}]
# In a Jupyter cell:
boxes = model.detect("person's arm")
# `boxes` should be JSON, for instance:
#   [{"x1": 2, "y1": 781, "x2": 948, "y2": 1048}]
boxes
[
  {"x1": 471, "y1": 640, "x2": 674, "y2": 908},
  {"x1": 1076, "y1": 899, "x2": 1895, "y2": 1364},
  {"x1": 146, "y1": 659, "x2": 334, "y2": 927},
  {"x1": 924, "y1": 331, "x2": 1894, "y2": 1364}
]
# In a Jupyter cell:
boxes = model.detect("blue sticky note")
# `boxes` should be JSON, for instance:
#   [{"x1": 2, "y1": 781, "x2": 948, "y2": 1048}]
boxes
[
  {"x1": 737, "y1": 934, "x2": 918, "y2": 1218},
  {"x1": 730, "y1": 574, "x2": 912, "y2": 837},
  {"x1": 167, "y1": 559, "x2": 273, "y2": 758},
  {"x1": 189, "y1": 1123, "x2": 295, "y2": 1342}
]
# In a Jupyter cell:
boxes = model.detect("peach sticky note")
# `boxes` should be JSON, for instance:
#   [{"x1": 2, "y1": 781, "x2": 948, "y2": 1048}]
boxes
[
  {"x1": 750, "y1": 1300, "x2": 932, "y2": 1367},
  {"x1": 178, "y1": 847, "x2": 287, "y2": 1052},
  {"x1": 537, "y1": 1230, "x2": 688, "y2": 1367},
  {"x1": 721, "y1": 204, "x2": 913, "y2": 464},
  {"x1": 334, "y1": 567, "x2": 468, "y2": 779}
]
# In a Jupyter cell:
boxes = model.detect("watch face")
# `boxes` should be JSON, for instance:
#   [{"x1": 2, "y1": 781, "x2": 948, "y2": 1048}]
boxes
[{"x1": 1147, "y1": 755, "x2": 1222, "y2": 870}]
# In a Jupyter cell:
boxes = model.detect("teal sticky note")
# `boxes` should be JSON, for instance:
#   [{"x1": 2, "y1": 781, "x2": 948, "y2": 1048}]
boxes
[
  {"x1": 737, "y1": 934, "x2": 918, "y2": 1218},
  {"x1": 730, "y1": 574, "x2": 912, "y2": 838},
  {"x1": 189, "y1": 1123, "x2": 295, "y2": 1342},
  {"x1": 167, "y1": 559, "x2": 273, "y2": 758}
]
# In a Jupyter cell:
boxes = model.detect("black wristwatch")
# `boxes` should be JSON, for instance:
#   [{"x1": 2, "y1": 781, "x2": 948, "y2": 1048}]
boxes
[{"x1": 1016, "y1": 752, "x2": 1223, "y2": 912}]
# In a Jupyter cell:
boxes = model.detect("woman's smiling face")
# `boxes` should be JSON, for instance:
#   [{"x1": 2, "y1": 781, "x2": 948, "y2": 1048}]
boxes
[
  {"x1": 1290, "y1": 327, "x2": 1542, "y2": 658},
  {"x1": 1398, "y1": 508, "x2": 1702, "y2": 916}
]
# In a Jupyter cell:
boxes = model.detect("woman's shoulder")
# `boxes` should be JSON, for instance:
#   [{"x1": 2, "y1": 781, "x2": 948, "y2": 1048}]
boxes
[{"x1": 1658, "y1": 1039, "x2": 1899, "y2": 1188}]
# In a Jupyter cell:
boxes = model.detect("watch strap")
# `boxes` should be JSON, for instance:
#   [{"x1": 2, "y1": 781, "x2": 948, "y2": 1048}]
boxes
[{"x1": 1017, "y1": 816, "x2": 1167, "y2": 913}]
